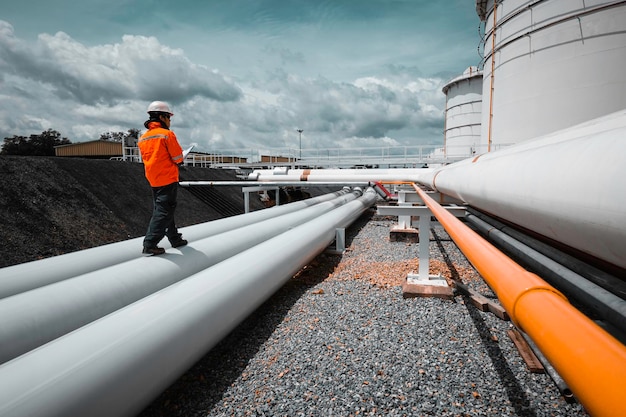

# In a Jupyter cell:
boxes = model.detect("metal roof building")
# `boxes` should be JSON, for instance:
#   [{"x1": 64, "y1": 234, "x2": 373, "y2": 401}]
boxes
[{"x1": 54, "y1": 140, "x2": 122, "y2": 158}]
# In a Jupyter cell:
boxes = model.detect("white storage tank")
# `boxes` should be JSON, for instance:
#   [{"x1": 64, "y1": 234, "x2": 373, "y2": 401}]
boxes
[
  {"x1": 442, "y1": 66, "x2": 483, "y2": 157},
  {"x1": 476, "y1": 0, "x2": 626, "y2": 150}
]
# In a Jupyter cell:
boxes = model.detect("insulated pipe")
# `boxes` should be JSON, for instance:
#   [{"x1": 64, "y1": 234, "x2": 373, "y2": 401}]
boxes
[
  {"x1": 418, "y1": 109, "x2": 626, "y2": 270},
  {"x1": 0, "y1": 189, "x2": 351, "y2": 299},
  {"x1": 467, "y1": 208, "x2": 626, "y2": 299},
  {"x1": 412, "y1": 183, "x2": 626, "y2": 417},
  {"x1": 0, "y1": 188, "x2": 377, "y2": 417},
  {"x1": 250, "y1": 168, "x2": 433, "y2": 183},
  {"x1": 518, "y1": 330, "x2": 574, "y2": 402},
  {"x1": 250, "y1": 168, "x2": 430, "y2": 177},
  {"x1": 181, "y1": 181, "x2": 390, "y2": 202},
  {"x1": 465, "y1": 213, "x2": 626, "y2": 336},
  {"x1": 179, "y1": 181, "x2": 370, "y2": 187},
  {"x1": 0, "y1": 190, "x2": 363, "y2": 365},
  {"x1": 251, "y1": 173, "x2": 433, "y2": 183}
]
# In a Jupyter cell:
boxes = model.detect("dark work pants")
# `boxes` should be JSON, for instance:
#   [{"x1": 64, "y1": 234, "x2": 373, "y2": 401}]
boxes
[{"x1": 143, "y1": 182, "x2": 181, "y2": 248}]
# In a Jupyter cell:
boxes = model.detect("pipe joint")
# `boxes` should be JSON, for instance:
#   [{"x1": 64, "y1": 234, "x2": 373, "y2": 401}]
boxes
[{"x1": 510, "y1": 284, "x2": 567, "y2": 328}]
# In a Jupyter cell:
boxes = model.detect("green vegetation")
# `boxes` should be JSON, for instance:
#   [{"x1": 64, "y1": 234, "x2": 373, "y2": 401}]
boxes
[
  {"x1": 1, "y1": 129, "x2": 70, "y2": 156},
  {"x1": 1, "y1": 129, "x2": 141, "y2": 156}
]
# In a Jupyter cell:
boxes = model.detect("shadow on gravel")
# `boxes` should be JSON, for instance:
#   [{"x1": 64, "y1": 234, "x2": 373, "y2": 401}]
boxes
[
  {"x1": 432, "y1": 227, "x2": 538, "y2": 417},
  {"x1": 138, "y1": 208, "x2": 375, "y2": 417}
]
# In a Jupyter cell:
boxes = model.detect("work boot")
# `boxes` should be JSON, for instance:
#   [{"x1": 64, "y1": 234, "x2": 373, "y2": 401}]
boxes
[
  {"x1": 170, "y1": 238, "x2": 188, "y2": 248},
  {"x1": 142, "y1": 246, "x2": 166, "y2": 256},
  {"x1": 169, "y1": 234, "x2": 188, "y2": 248}
]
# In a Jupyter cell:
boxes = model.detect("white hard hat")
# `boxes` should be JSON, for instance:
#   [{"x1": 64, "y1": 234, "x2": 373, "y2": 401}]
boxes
[{"x1": 147, "y1": 101, "x2": 173, "y2": 116}]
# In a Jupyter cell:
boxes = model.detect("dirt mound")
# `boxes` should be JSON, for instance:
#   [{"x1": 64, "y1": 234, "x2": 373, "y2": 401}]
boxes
[{"x1": 0, "y1": 156, "x2": 266, "y2": 267}]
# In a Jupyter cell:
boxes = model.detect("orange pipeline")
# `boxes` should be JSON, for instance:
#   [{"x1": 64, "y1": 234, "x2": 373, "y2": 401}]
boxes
[{"x1": 411, "y1": 183, "x2": 626, "y2": 417}]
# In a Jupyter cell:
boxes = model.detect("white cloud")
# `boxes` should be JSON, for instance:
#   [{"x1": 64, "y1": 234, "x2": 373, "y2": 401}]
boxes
[
  {"x1": 0, "y1": 23, "x2": 241, "y2": 106},
  {"x1": 0, "y1": 19, "x2": 449, "y2": 152}
]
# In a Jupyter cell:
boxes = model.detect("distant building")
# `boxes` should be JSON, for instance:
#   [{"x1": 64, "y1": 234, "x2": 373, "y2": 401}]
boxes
[
  {"x1": 54, "y1": 140, "x2": 122, "y2": 159},
  {"x1": 260, "y1": 155, "x2": 293, "y2": 163},
  {"x1": 55, "y1": 139, "x2": 248, "y2": 167}
]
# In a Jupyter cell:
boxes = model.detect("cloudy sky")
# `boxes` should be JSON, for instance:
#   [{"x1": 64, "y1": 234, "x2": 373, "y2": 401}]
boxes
[{"x1": 1, "y1": 0, "x2": 484, "y2": 154}]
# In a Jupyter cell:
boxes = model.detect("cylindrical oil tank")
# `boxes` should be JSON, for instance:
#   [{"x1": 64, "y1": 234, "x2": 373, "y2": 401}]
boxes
[
  {"x1": 477, "y1": 0, "x2": 626, "y2": 149},
  {"x1": 442, "y1": 66, "x2": 483, "y2": 157}
]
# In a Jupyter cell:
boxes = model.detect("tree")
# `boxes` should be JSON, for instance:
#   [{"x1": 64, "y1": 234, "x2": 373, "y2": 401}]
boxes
[
  {"x1": 127, "y1": 128, "x2": 140, "y2": 140},
  {"x1": 99, "y1": 131, "x2": 124, "y2": 142},
  {"x1": 1, "y1": 129, "x2": 71, "y2": 156},
  {"x1": 100, "y1": 129, "x2": 140, "y2": 146}
]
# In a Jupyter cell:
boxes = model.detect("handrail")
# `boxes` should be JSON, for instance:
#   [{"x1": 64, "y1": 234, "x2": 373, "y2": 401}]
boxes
[{"x1": 411, "y1": 183, "x2": 626, "y2": 417}]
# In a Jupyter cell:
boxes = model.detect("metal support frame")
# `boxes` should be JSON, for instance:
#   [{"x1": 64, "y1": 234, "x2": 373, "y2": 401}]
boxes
[
  {"x1": 179, "y1": 181, "x2": 370, "y2": 214},
  {"x1": 396, "y1": 189, "x2": 463, "y2": 205},
  {"x1": 377, "y1": 203, "x2": 466, "y2": 285},
  {"x1": 242, "y1": 185, "x2": 279, "y2": 213},
  {"x1": 396, "y1": 189, "x2": 413, "y2": 229}
]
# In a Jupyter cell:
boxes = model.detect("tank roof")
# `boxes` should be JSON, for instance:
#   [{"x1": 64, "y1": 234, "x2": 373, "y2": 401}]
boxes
[{"x1": 442, "y1": 66, "x2": 483, "y2": 94}]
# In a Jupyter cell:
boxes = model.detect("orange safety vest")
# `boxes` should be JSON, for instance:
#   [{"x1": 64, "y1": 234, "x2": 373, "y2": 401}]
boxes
[{"x1": 138, "y1": 122, "x2": 184, "y2": 187}]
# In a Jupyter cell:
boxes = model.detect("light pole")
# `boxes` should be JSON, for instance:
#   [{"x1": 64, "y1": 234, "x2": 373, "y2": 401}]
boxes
[{"x1": 296, "y1": 129, "x2": 303, "y2": 160}]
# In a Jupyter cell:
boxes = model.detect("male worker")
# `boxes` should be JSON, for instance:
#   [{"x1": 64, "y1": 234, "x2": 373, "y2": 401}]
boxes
[{"x1": 138, "y1": 101, "x2": 187, "y2": 255}]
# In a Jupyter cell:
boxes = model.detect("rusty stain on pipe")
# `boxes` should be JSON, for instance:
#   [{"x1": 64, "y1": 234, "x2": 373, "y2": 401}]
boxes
[{"x1": 411, "y1": 182, "x2": 626, "y2": 417}]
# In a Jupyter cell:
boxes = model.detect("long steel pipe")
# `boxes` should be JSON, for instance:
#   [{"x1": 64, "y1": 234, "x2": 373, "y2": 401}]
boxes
[
  {"x1": 0, "y1": 189, "x2": 363, "y2": 365},
  {"x1": 466, "y1": 208, "x2": 626, "y2": 299},
  {"x1": 0, "y1": 188, "x2": 377, "y2": 417},
  {"x1": 0, "y1": 189, "x2": 351, "y2": 299},
  {"x1": 466, "y1": 213, "x2": 626, "y2": 336},
  {"x1": 412, "y1": 183, "x2": 626, "y2": 417},
  {"x1": 418, "y1": 109, "x2": 626, "y2": 270},
  {"x1": 179, "y1": 180, "x2": 371, "y2": 187},
  {"x1": 249, "y1": 168, "x2": 433, "y2": 183}
]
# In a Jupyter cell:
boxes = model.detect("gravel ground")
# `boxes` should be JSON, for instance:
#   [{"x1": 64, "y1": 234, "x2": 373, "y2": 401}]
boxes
[{"x1": 139, "y1": 208, "x2": 589, "y2": 417}]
